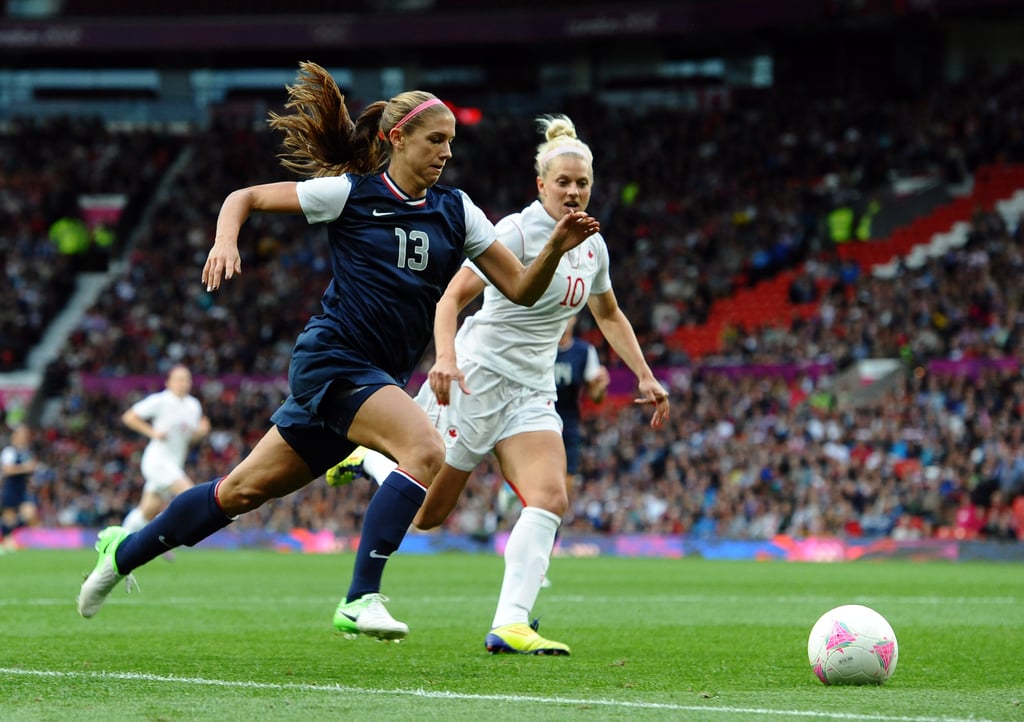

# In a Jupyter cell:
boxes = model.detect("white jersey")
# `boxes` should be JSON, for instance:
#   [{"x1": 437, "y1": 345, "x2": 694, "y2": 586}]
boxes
[
  {"x1": 457, "y1": 200, "x2": 612, "y2": 391},
  {"x1": 131, "y1": 389, "x2": 204, "y2": 468}
]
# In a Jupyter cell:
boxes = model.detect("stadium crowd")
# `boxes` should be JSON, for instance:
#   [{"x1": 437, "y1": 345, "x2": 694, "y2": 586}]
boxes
[
  {"x1": 0, "y1": 116, "x2": 181, "y2": 372},
  {"x1": 3, "y1": 62, "x2": 1024, "y2": 543}
]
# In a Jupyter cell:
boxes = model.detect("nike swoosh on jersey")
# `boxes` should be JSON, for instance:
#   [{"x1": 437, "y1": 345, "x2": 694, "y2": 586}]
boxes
[{"x1": 372, "y1": 209, "x2": 395, "y2": 216}]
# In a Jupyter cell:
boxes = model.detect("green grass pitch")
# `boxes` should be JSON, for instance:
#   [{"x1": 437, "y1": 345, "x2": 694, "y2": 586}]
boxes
[{"x1": 1, "y1": 549, "x2": 1021, "y2": 721}]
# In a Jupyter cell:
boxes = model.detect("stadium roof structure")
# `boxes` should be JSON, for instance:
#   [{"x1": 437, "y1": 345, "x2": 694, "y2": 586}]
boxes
[{"x1": 2, "y1": 0, "x2": 1022, "y2": 61}]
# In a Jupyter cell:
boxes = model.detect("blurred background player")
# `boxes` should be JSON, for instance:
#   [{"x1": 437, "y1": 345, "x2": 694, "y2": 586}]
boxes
[
  {"x1": 553, "y1": 315, "x2": 609, "y2": 492},
  {"x1": 120, "y1": 364, "x2": 210, "y2": 535},
  {"x1": 333, "y1": 114, "x2": 669, "y2": 654},
  {"x1": 0, "y1": 424, "x2": 40, "y2": 551}
]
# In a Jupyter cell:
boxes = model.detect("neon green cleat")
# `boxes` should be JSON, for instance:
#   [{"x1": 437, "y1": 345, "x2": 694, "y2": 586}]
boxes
[
  {"x1": 326, "y1": 447, "x2": 368, "y2": 487},
  {"x1": 333, "y1": 593, "x2": 408, "y2": 641},
  {"x1": 77, "y1": 526, "x2": 139, "y2": 618},
  {"x1": 485, "y1": 622, "x2": 571, "y2": 655}
]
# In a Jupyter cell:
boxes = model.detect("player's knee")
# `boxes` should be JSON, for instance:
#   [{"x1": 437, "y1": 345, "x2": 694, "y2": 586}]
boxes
[
  {"x1": 399, "y1": 434, "x2": 445, "y2": 486},
  {"x1": 216, "y1": 474, "x2": 272, "y2": 515},
  {"x1": 534, "y1": 485, "x2": 569, "y2": 517}
]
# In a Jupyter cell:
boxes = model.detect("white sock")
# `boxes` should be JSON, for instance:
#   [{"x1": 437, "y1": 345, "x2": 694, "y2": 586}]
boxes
[
  {"x1": 122, "y1": 507, "x2": 147, "y2": 533},
  {"x1": 363, "y1": 449, "x2": 398, "y2": 486},
  {"x1": 491, "y1": 506, "x2": 560, "y2": 629}
]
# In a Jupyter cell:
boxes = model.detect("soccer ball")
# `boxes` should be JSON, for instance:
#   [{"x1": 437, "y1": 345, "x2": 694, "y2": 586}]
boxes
[{"x1": 807, "y1": 604, "x2": 899, "y2": 685}]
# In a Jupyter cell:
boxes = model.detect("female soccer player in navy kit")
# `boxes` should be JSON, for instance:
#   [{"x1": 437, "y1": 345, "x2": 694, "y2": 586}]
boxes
[
  {"x1": 1, "y1": 424, "x2": 39, "y2": 549},
  {"x1": 76, "y1": 62, "x2": 600, "y2": 639}
]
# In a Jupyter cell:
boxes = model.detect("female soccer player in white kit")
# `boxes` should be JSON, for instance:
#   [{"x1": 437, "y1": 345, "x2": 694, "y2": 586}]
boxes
[
  {"x1": 345, "y1": 114, "x2": 669, "y2": 654},
  {"x1": 120, "y1": 364, "x2": 210, "y2": 533}
]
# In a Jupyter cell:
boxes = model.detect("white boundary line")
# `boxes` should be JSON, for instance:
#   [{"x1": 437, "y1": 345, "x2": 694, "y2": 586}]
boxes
[
  {"x1": 0, "y1": 593, "x2": 1019, "y2": 607},
  {"x1": 0, "y1": 668, "x2": 997, "y2": 722}
]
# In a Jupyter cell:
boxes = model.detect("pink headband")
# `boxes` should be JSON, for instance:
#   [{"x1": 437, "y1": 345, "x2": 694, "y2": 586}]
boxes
[{"x1": 393, "y1": 98, "x2": 444, "y2": 131}]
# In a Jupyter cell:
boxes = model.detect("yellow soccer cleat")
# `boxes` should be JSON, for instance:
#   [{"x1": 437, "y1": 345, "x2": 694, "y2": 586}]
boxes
[
  {"x1": 326, "y1": 446, "x2": 368, "y2": 487},
  {"x1": 485, "y1": 622, "x2": 570, "y2": 656}
]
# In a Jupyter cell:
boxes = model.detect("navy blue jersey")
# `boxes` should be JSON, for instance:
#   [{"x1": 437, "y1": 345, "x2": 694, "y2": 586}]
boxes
[
  {"x1": 289, "y1": 172, "x2": 495, "y2": 413},
  {"x1": 1, "y1": 445, "x2": 33, "y2": 510},
  {"x1": 554, "y1": 338, "x2": 598, "y2": 422}
]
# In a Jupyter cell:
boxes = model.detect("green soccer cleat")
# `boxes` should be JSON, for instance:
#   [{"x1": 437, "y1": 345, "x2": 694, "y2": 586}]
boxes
[
  {"x1": 325, "y1": 447, "x2": 368, "y2": 487},
  {"x1": 485, "y1": 622, "x2": 571, "y2": 655},
  {"x1": 333, "y1": 593, "x2": 408, "y2": 641},
  {"x1": 77, "y1": 526, "x2": 139, "y2": 618}
]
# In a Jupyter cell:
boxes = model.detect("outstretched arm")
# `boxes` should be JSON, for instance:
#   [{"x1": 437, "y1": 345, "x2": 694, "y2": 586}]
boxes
[
  {"x1": 202, "y1": 182, "x2": 301, "y2": 291},
  {"x1": 587, "y1": 290, "x2": 670, "y2": 429},
  {"x1": 472, "y1": 210, "x2": 599, "y2": 307}
]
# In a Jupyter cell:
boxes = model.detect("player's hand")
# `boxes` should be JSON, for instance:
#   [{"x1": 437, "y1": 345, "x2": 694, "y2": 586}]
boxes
[
  {"x1": 550, "y1": 210, "x2": 600, "y2": 253},
  {"x1": 634, "y1": 377, "x2": 670, "y2": 429},
  {"x1": 428, "y1": 356, "x2": 470, "y2": 406},
  {"x1": 202, "y1": 239, "x2": 242, "y2": 292}
]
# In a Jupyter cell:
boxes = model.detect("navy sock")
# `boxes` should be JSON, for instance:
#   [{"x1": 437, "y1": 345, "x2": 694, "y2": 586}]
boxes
[
  {"x1": 346, "y1": 471, "x2": 426, "y2": 601},
  {"x1": 115, "y1": 479, "x2": 233, "y2": 574}
]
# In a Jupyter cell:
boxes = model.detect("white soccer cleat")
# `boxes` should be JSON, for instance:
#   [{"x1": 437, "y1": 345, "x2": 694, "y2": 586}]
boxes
[
  {"x1": 77, "y1": 526, "x2": 139, "y2": 618},
  {"x1": 333, "y1": 593, "x2": 409, "y2": 641}
]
